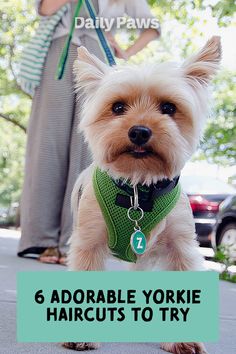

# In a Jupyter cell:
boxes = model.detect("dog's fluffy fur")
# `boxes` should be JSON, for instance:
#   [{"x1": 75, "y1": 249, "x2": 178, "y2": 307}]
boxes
[{"x1": 66, "y1": 37, "x2": 221, "y2": 353}]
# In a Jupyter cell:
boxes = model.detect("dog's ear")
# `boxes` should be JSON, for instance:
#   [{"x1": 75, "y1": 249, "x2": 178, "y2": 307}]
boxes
[
  {"x1": 74, "y1": 46, "x2": 109, "y2": 94},
  {"x1": 182, "y1": 36, "x2": 221, "y2": 86}
]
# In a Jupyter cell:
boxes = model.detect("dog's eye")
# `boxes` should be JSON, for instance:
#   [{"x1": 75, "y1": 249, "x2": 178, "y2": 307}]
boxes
[
  {"x1": 160, "y1": 102, "x2": 176, "y2": 116},
  {"x1": 112, "y1": 101, "x2": 126, "y2": 115}
]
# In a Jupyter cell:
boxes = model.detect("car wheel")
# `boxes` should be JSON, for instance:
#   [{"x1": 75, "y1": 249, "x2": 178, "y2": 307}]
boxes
[{"x1": 219, "y1": 223, "x2": 236, "y2": 261}]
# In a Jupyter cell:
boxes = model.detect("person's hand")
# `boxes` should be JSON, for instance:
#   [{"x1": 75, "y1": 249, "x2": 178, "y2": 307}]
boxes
[
  {"x1": 106, "y1": 33, "x2": 129, "y2": 60},
  {"x1": 113, "y1": 42, "x2": 129, "y2": 60}
]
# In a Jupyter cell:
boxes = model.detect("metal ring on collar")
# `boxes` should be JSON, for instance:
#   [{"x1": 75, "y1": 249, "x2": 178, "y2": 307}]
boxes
[{"x1": 127, "y1": 206, "x2": 144, "y2": 222}]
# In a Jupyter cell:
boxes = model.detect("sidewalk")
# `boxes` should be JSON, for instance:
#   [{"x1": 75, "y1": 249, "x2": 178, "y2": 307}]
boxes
[{"x1": 0, "y1": 228, "x2": 236, "y2": 354}]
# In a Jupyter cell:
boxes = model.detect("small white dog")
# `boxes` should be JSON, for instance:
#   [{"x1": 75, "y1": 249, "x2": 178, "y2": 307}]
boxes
[{"x1": 64, "y1": 36, "x2": 221, "y2": 353}]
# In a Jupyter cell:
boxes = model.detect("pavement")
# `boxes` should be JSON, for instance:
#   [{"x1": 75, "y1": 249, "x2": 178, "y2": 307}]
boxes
[{"x1": 0, "y1": 228, "x2": 236, "y2": 354}]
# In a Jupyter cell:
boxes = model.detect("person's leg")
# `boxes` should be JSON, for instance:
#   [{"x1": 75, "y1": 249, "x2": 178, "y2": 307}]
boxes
[
  {"x1": 59, "y1": 36, "x2": 105, "y2": 258},
  {"x1": 18, "y1": 37, "x2": 76, "y2": 260}
]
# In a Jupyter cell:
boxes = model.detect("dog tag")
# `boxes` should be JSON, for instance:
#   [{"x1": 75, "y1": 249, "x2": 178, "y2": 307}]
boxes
[{"x1": 130, "y1": 230, "x2": 146, "y2": 255}]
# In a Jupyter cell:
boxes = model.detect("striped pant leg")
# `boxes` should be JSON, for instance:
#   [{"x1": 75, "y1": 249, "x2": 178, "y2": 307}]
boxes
[
  {"x1": 19, "y1": 37, "x2": 78, "y2": 255},
  {"x1": 59, "y1": 35, "x2": 105, "y2": 254}
]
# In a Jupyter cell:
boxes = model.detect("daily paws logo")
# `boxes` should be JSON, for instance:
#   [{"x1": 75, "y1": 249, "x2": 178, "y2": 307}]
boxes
[{"x1": 75, "y1": 16, "x2": 160, "y2": 32}]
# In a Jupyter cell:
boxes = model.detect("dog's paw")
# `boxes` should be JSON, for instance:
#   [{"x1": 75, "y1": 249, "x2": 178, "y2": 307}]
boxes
[
  {"x1": 63, "y1": 342, "x2": 100, "y2": 351},
  {"x1": 160, "y1": 342, "x2": 208, "y2": 354}
]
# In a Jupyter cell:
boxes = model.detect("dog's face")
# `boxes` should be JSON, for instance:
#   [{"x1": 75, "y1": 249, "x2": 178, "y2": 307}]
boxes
[{"x1": 74, "y1": 37, "x2": 221, "y2": 185}]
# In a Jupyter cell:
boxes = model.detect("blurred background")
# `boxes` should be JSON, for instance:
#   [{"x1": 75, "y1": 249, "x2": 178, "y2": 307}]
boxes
[{"x1": 0, "y1": 0, "x2": 235, "y2": 256}]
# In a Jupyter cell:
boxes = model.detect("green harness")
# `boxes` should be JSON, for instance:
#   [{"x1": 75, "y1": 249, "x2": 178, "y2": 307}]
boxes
[{"x1": 93, "y1": 168, "x2": 181, "y2": 263}]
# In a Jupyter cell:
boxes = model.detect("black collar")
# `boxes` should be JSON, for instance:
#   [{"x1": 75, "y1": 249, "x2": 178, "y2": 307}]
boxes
[{"x1": 113, "y1": 176, "x2": 180, "y2": 212}]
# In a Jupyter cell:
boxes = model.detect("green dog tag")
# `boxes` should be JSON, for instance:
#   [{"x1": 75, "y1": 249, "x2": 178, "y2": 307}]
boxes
[{"x1": 130, "y1": 230, "x2": 146, "y2": 255}]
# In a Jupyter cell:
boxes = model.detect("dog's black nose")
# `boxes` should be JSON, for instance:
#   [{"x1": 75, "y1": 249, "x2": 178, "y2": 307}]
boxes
[{"x1": 128, "y1": 126, "x2": 152, "y2": 146}]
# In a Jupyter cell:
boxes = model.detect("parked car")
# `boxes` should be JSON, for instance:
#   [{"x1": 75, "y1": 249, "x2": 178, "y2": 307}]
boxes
[
  {"x1": 180, "y1": 176, "x2": 236, "y2": 246},
  {"x1": 211, "y1": 195, "x2": 236, "y2": 261}
]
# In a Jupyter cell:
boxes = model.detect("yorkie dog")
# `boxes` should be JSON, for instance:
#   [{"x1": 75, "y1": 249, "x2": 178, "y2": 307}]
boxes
[{"x1": 64, "y1": 36, "x2": 221, "y2": 353}]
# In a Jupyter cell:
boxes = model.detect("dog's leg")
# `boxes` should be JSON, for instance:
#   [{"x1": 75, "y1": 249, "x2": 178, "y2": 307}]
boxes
[
  {"x1": 158, "y1": 237, "x2": 208, "y2": 354},
  {"x1": 68, "y1": 181, "x2": 109, "y2": 271},
  {"x1": 64, "y1": 182, "x2": 108, "y2": 351},
  {"x1": 160, "y1": 342, "x2": 208, "y2": 354},
  {"x1": 160, "y1": 194, "x2": 207, "y2": 354},
  {"x1": 152, "y1": 192, "x2": 205, "y2": 272},
  {"x1": 135, "y1": 193, "x2": 208, "y2": 354},
  {"x1": 135, "y1": 245, "x2": 208, "y2": 354},
  {"x1": 63, "y1": 342, "x2": 101, "y2": 351},
  {"x1": 134, "y1": 248, "x2": 208, "y2": 354}
]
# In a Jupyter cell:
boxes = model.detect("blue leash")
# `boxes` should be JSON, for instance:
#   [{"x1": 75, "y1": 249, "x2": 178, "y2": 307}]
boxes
[{"x1": 84, "y1": 0, "x2": 116, "y2": 66}]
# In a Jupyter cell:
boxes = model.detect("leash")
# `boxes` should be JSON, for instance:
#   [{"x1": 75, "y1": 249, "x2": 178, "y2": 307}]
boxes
[
  {"x1": 56, "y1": 0, "x2": 116, "y2": 80},
  {"x1": 84, "y1": 0, "x2": 116, "y2": 66},
  {"x1": 56, "y1": 0, "x2": 83, "y2": 80}
]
